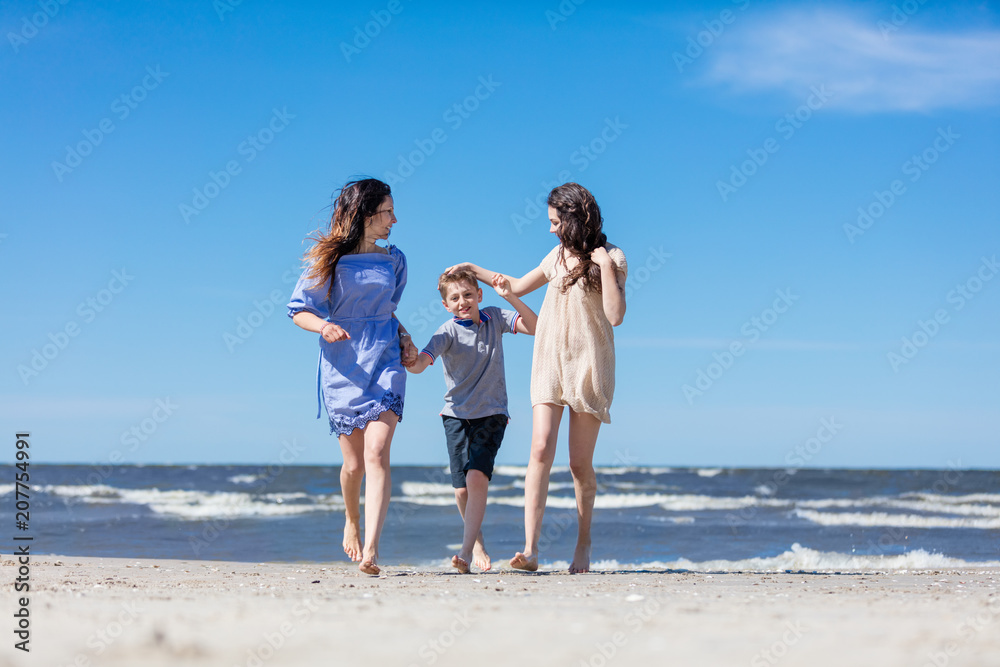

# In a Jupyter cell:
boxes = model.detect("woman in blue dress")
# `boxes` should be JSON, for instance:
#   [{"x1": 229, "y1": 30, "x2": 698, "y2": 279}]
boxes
[{"x1": 288, "y1": 178, "x2": 417, "y2": 575}]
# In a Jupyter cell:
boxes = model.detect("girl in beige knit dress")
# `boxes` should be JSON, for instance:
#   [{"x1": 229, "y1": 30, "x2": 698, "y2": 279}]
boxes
[{"x1": 448, "y1": 183, "x2": 627, "y2": 573}]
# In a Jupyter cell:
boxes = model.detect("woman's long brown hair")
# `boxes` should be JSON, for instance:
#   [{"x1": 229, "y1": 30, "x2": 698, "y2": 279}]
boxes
[
  {"x1": 302, "y1": 178, "x2": 392, "y2": 304},
  {"x1": 548, "y1": 182, "x2": 608, "y2": 293}
]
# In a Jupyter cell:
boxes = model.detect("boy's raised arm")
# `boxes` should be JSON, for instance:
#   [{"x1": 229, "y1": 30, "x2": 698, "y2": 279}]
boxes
[
  {"x1": 406, "y1": 346, "x2": 434, "y2": 374},
  {"x1": 492, "y1": 274, "x2": 538, "y2": 335}
]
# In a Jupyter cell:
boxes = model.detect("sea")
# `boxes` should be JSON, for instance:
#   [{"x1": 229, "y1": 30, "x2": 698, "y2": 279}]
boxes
[{"x1": 5, "y1": 465, "x2": 999, "y2": 571}]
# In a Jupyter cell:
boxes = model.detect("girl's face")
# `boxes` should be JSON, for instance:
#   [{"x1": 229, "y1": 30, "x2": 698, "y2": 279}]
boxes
[
  {"x1": 547, "y1": 206, "x2": 561, "y2": 235},
  {"x1": 365, "y1": 196, "x2": 396, "y2": 240}
]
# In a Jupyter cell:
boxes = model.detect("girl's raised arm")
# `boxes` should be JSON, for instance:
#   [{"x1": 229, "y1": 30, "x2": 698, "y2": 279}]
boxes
[
  {"x1": 591, "y1": 247, "x2": 626, "y2": 327},
  {"x1": 446, "y1": 262, "x2": 547, "y2": 298}
]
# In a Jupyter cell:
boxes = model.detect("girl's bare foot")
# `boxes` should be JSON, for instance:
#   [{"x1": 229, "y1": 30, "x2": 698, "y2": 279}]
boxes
[
  {"x1": 359, "y1": 552, "x2": 380, "y2": 575},
  {"x1": 509, "y1": 551, "x2": 538, "y2": 572},
  {"x1": 569, "y1": 543, "x2": 591, "y2": 574},
  {"x1": 472, "y1": 542, "x2": 491, "y2": 572},
  {"x1": 451, "y1": 555, "x2": 470, "y2": 574},
  {"x1": 343, "y1": 519, "x2": 362, "y2": 562}
]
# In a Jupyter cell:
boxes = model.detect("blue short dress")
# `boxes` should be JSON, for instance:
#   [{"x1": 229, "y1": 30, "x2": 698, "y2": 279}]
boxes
[{"x1": 287, "y1": 245, "x2": 407, "y2": 436}]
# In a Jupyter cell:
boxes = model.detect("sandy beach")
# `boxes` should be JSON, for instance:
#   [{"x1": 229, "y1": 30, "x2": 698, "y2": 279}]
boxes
[{"x1": 4, "y1": 555, "x2": 999, "y2": 667}]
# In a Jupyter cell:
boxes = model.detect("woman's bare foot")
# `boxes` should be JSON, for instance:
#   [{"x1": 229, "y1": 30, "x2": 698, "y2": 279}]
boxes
[
  {"x1": 472, "y1": 542, "x2": 491, "y2": 572},
  {"x1": 569, "y1": 542, "x2": 591, "y2": 574},
  {"x1": 509, "y1": 551, "x2": 538, "y2": 572},
  {"x1": 451, "y1": 555, "x2": 470, "y2": 574},
  {"x1": 343, "y1": 518, "x2": 362, "y2": 562},
  {"x1": 359, "y1": 552, "x2": 380, "y2": 575}
]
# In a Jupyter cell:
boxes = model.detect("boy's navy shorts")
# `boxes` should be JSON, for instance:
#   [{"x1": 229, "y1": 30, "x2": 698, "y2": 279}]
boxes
[{"x1": 442, "y1": 414, "x2": 508, "y2": 488}]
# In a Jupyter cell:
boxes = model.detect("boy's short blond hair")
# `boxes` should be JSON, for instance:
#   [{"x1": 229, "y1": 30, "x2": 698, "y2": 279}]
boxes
[{"x1": 438, "y1": 270, "x2": 479, "y2": 298}]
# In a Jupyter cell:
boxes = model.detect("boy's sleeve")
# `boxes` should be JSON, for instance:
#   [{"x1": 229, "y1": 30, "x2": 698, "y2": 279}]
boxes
[
  {"x1": 420, "y1": 325, "x2": 451, "y2": 365},
  {"x1": 287, "y1": 268, "x2": 331, "y2": 320},
  {"x1": 498, "y1": 307, "x2": 520, "y2": 335}
]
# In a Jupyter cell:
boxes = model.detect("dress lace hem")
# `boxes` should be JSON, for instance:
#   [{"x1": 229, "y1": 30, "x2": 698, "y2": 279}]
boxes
[{"x1": 329, "y1": 390, "x2": 404, "y2": 436}]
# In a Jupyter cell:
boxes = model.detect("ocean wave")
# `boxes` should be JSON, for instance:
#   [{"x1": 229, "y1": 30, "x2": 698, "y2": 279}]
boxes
[
  {"x1": 228, "y1": 474, "x2": 263, "y2": 485},
  {"x1": 696, "y1": 468, "x2": 723, "y2": 478},
  {"x1": 794, "y1": 509, "x2": 1000, "y2": 530},
  {"x1": 543, "y1": 544, "x2": 1000, "y2": 572}
]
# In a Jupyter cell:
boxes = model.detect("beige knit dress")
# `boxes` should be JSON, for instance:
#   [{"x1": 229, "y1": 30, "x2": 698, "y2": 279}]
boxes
[{"x1": 530, "y1": 243, "x2": 628, "y2": 423}]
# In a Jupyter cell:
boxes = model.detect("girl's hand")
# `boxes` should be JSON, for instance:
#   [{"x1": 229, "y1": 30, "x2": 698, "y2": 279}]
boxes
[
  {"x1": 444, "y1": 262, "x2": 472, "y2": 274},
  {"x1": 321, "y1": 322, "x2": 350, "y2": 343},
  {"x1": 399, "y1": 337, "x2": 418, "y2": 367},
  {"x1": 491, "y1": 273, "x2": 512, "y2": 297},
  {"x1": 591, "y1": 246, "x2": 613, "y2": 269}
]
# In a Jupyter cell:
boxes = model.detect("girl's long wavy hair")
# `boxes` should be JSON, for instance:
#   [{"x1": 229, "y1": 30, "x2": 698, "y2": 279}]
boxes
[
  {"x1": 549, "y1": 182, "x2": 607, "y2": 293},
  {"x1": 302, "y1": 178, "x2": 391, "y2": 303}
]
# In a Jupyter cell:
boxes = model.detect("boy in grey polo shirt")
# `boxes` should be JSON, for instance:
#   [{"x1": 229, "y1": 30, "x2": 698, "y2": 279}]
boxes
[{"x1": 407, "y1": 269, "x2": 537, "y2": 573}]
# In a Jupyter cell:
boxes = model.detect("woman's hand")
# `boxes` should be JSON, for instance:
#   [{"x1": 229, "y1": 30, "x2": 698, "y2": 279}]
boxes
[
  {"x1": 444, "y1": 262, "x2": 472, "y2": 275},
  {"x1": 321, "y1": 322, "x2": 351, "y2": 343},
  {"x1": 491, "y1": 273, "x2": 512, "y2": 297},
  {"x1": 399, "y1": 336, "x2": 418, "y2": 367},
  {"x1": 591, "y1": 246, "x2": 613, "y2": 269}
]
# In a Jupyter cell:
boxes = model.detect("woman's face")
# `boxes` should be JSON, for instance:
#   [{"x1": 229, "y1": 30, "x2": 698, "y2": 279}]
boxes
[
  {"x1": 365, "y1": 196, "x2": 396, "y2": 240},
  {"x1": 548, "y1": 206, "x2": 561, "y2": 235}
]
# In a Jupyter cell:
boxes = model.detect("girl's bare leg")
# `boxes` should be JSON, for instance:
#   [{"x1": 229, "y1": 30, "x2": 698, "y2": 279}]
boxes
[
  {"x1": 338, "y1": 431, "x2": 365, "y2": 562},
  {"x1": 567, "y1": 410, "x2": 601, "y2": 573},
  {"x1": 510, "y1": 403, "x2": 562, "y2": 571},
  {"x1": 358, "y1": 410, "x2": 398, "y2": 575}
]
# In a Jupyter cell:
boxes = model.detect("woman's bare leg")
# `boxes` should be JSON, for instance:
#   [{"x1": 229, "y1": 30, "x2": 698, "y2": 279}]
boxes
[
  {"x1": 567, "y1": 410, "x2": 601, "y2": 574},
  {"x1": 358, "y1": 410, "x2": 398, "y2": 575},
  {"x1": 510, "y1": 403, "x2": 562, "y2": 571},
  {"x1": 338, "y1": 431, "x2": 365, "y2": 562}
]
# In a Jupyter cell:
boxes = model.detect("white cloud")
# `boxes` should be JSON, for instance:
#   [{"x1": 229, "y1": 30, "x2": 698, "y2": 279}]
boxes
[{"x1": 704, "y1": 9, "x2": 1000, "y2": 112}]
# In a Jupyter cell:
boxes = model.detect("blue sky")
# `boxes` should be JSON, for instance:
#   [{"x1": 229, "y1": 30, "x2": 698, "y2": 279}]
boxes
[{"x1": 2, "y1": 0, "x2": 998, "y2": 468}]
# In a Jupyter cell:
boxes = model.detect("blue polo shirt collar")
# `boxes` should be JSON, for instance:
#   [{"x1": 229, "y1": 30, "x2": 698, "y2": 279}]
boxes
[{"x1": 452, "y1": 310, "x2": 491, "y2": 327}]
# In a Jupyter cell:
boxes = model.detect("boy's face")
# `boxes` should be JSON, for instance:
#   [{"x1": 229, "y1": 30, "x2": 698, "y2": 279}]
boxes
[{"x1": 442, "y1": 280, "x2": 483, "y2": 320}]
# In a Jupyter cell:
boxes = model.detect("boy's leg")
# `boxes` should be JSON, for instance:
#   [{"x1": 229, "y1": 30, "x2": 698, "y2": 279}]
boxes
[
  {"x1": 453, "y1": 488, "x2": 491, "y2": 571},
  {"x1": 454, "y1": 469, "x2": 489, "y2": 572},
  {"x1": 567, "y1": 409, "x2": 601, "y2": 574},
  {"x1": 511, "y1": 404, "x2": 562, "y2": 571},
  {"x1": 454, "y1": 415, "x2": 504, "y2": 573},
  {"x1": 338, "y1": 430, "x2": 366, "y2": 563}
]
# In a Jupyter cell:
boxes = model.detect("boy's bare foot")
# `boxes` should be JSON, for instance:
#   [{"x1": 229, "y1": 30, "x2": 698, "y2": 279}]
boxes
[
  {"x1": 569, "y1": 543, "x2": 591, "y2": 574},
  {"x1": 343, "y1": 519, "x2": 362, "y2": 562},
  {"x1": 451, "y1": 555, "x2": 470, "y2": 574},
  {"x1": 473, "y1": 542, "x2": 491, "y2": 572},
  {"x1": 509, "y1": 552, "x2": 538, "y2": 572}
]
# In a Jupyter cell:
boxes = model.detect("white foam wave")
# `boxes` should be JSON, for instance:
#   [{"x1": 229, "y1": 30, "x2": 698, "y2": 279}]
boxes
[
  {"x1": 546, "y1": 544, "x2": 1000, "y2": 572},
  {"x1": 795, "y1": 509, "x2": 1000, "y2": 530},
  {"x1": 903, "y1": 492, "x2": 1000, "y2": 505},
  {"x1": 228, "y1": 474, "x2": 262, "y2": 485},
  {"x1": 400, "y1": 482, "x2": 455, "y2": 497},
  {"x1": 0, "y1": 484, "x2": 15, "y2": 496},
  {"x1": 696, "y1": 468, "x2": 723, "y2": 478}
]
